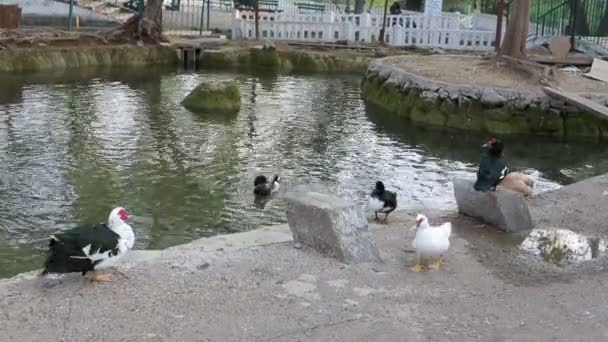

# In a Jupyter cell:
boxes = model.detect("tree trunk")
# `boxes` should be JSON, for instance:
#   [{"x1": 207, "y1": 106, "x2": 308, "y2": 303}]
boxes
[
  {"x1": 499, "y1": 0, "x2": 530, "y2": 59},
  {"x1": 254, "y1": 0, "x2": 259, "y2": 40},
  {"x1": 354, "y1": 0, "x2": 365, "y2": 14},
  {"x1": 105, "y1": 0, "x2": 164, "y2": 44},
  {"x1": 572, "y1": 0, "x2": 591, "y2": 36}
]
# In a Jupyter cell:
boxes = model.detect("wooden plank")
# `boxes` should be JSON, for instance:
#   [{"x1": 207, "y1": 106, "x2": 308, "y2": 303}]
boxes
[
  {"x1": 543, "y1": 86, "x2": 608, "y2": 121},
  {"x1": 530, "y1": 55, "x2": 593, "y2": 66},
  {"x1": 584, "y1": 58, "x2": 608, "y2": 83}
]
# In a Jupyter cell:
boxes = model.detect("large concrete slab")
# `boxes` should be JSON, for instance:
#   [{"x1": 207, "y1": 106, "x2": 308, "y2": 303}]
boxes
[
  {"x1": 3, "y1": 211, "x2": 608, "y2": 341},
  {"x1": 529, "y1": 173, "x2": 608, "y2": 238},
  {"x1": 585, "y1": 58, "x2": 608, "y2": 83},
  {"x1": 284, "y1": 190, "x2": 381, "y2": 264},
  {"x1": 453, "y1": 178, "x2": 534, "y2": 232}
]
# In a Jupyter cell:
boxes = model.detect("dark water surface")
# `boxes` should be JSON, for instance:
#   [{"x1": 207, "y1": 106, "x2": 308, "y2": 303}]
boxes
[{"x1": 0, "y1": 67, "x2": 606, "y2": 278}]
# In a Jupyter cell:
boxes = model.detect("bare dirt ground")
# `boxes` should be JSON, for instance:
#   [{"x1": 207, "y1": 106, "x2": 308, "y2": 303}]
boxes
[
  {"x1": 384, "y1": 54, "x2": 608, "y2": 95},
  {"x1": 0, "y1": 28, "x2": 122, "y2": 49}
]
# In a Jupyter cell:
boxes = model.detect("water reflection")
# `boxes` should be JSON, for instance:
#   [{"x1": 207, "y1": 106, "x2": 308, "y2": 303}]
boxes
[{"x1": 0, "y1": 67, "x2": 606, "y2": 277}]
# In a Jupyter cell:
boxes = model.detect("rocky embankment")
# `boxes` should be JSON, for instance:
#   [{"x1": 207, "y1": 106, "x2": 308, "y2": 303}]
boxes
[{"x1": 362, "y1": 56, "x2": 608, "y2": 140}]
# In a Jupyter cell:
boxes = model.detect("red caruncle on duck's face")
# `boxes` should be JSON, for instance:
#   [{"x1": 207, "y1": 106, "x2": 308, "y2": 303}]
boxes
[{"x1": 118, "y1": 209, "x2": 129, "y2": 221}]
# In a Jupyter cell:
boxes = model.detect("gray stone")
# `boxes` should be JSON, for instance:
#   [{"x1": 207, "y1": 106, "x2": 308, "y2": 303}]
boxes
[
  {"x1": 549, "y1": 108, "x2": 561, "y2": 115},
  {"x1": 366, "y1": 69, "x2": 379, "y2": 77},
  {"x1": 421, "y1": 91, "x2": 439, "y2": 102},
  {"x1": 513, "y1": 97, "x2": 532, "y2": 110},
  {"x1": 425, "y1": 83, "x2": 440, "y2": 92},
  {"x1": 540, "y1": 98, "x2": 551, "y2": 111},
  {"x1": 430, "y1": 47, "x2": 446, "y2": 55},
  {"x1": 458, "y1": 95, "x2": 471, "y2": 106},
  {"x1": 453, "y1": 179, "x2": 534, "y2": 233},
  {"x1": 460, "y1": 87, "x2": 481, "y2": 100},
  {"x1": 480, "y1": 88, "x2": 505, "y2": 106},
  {"x1": 374, "y1": 49, "x2": 389, "y2": 58},
  {"x1": 384, "y1": 76, "x2": 401, "y2": 87},
  {"x1": 447, "y1": 88, "x2": 460, "y2": 100},
  {"x1": 378, "y1": 68, "x2": 392, "y2": 80},
  {"x1": 438, "y1": 89, "x2": 449, "y2": 99},
  {"x1": 284, "y1": 190, "x2": 381, "y2": 264},
  {"x1": 411, "y1": 77, "x2": 438, "y2": 92},
  {"x1": 263, "y1": 39, "x2": 275, "y2": 50},
  {"x1": 367, "y1": 62, "x2": 382, "y2": 75},
  {"x1": 550, "y1": 99, "x2": 566, "y2": 109},
  {"x1": 520, "y1": 226, "x2": 608, "y2": 264}
]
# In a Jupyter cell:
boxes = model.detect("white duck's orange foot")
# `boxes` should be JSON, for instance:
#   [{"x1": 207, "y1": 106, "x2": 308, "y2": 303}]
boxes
[
  {"x1": 86, "y1": 271, "x2": 113, "y2": 282},
  {"x1": 410, "y1": 263, "x2": 425, "y2": 272},
  {"x1": 428, "y1": 259, "x2": 442, "y2": 271}
]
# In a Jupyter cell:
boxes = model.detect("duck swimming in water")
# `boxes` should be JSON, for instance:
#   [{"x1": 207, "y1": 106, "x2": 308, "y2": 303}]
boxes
[
  {"x1": 410, "y1": 213, "x2": 451, "y2": 272},
  {"x1": 253, "y1": 174, "x2": 280, "y2": 196},
  {"x1": 474, "y1": 137, "x2": 534, "y2": 196},
  {"x1": 368, "y1": 181, "x2": 397, "y2": 223}
]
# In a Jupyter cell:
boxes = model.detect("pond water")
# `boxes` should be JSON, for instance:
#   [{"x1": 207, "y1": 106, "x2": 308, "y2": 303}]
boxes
[{"x1": 0, "y1": 67, "x2": 606, "y2": 278}]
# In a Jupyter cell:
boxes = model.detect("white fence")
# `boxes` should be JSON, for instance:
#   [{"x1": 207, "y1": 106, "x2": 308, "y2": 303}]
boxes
[{"x1": 232, "y1": 11, "x2": 497, "y2": 50}]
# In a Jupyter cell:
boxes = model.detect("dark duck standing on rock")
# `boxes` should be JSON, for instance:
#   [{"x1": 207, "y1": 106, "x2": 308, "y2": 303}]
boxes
[
  {"x1": 253, "y1": 174, "x2": 280, "y2": 196},
  {"x1": 474, "y1": 137, "x2": 534, "y2": 196},
  {"x1": 474, "y1": 137, "x2": 508, "y2": 192},
  {"x1": 368, "y1": 181, "x2": 398, "y2": 223},
  {"x1": 42, "y1": 207, "x2": 135, "y2": 282}
]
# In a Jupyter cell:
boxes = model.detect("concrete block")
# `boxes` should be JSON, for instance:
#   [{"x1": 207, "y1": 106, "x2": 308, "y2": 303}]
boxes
[
  {"x1": 453, "y1": 178, "x2": 533, "y2": 233},
  {"x1": 285, "y1": 190, "x2": 381, "y2": 264}
]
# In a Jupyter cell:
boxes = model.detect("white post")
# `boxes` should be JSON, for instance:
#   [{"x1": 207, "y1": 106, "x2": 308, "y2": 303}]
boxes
[
  {"x1": 424, "y1": 0, "x2": 443, "y2": 17},
  {"x1": 424, "y1": 0, "x2": 443, "y2": 29}
]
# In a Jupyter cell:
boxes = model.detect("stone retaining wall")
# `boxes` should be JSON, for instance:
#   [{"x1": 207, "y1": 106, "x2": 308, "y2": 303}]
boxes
[
  {"x1": 0, "y1": 45, "x2": 179, "y2": 73},
  {"x1": 198, "y1": 47, "x2": 371, "y2": 74},
  {"x1": 362, "y1": 58, "x2": 608, "y2": 140},
  {"x1": 0, "y1": 44, "x2": 369, "y2": 75}
]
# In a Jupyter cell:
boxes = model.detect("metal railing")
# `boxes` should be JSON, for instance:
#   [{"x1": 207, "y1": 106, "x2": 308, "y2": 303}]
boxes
[{"x1": 533, "y1": 0, "x2": 608, "y2": 50}]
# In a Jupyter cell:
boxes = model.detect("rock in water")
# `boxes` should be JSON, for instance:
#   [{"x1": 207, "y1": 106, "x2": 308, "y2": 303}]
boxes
[
  {"x1": 453, "y1": 178, "x2": 533, "y2": 233},
  {"x1": 520, "y1": 227, "x2": 607, "y2": 264},
  {"x1": 181, "y1": 81, "x2": 241, "y2": 114},
  {"x1": 284, "y1": 190, "x2": 381, "y2": 264}
]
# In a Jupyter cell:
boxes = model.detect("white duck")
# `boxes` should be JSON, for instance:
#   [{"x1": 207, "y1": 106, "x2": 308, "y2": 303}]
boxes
[{"x1": 410, "y1": 213, "x2": 451, "y2": 272}]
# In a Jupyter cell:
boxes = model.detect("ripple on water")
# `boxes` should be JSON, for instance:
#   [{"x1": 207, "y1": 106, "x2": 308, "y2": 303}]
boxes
[{"x1": 0, "y1": 69, "x2": 602, "y2": 277}]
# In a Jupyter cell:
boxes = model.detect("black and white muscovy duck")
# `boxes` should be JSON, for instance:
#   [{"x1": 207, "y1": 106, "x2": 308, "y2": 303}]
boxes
[
  {"x1": 253, "y1": 174, "x2": 280, "y2": 196},
  {"x1": 367, "y1": 181, "x2": 398, "y2": 223},
  {"x1": 473, "y1": 137, "x2": 534, "y2": 196},
  {"x1": 41, "y1": 207, "x2": 135, "y2": 282},
  {"x1": 473, "y1": 137, "x2": 509, "y2": 192}
]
